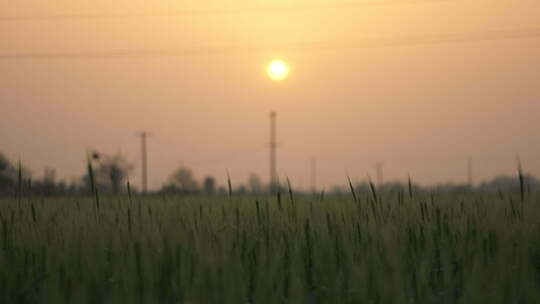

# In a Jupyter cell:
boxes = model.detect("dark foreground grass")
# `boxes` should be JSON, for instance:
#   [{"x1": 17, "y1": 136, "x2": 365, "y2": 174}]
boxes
[{"x1": 1, "y1": 188, "x2": 540, "y2": 303}]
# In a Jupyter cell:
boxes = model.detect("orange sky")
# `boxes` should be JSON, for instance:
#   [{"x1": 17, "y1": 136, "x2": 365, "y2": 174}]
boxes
[{"x1": 1, "y1": 0, "x2": 540, "y2": 190}]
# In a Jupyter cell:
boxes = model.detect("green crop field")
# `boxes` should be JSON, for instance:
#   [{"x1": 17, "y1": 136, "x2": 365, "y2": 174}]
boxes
[{"x1": 1, "y1": 182, "x2": 540, "y2": 303}]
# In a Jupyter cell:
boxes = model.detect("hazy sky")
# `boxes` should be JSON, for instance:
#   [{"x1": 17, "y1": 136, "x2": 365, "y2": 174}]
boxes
[{"x1": 1, "y1": 0, "x2": 540, "y2": 190}]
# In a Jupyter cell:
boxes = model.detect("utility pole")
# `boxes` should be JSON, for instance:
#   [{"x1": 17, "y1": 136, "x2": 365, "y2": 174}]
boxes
[
  {"x1": 310, "y1": 158, "x2": 317, "y2": 193},
  {"x1": 137, "y1": 131, "x2": 151, "y2": 194},
  {"x1": 467, "y1": 156, "x2": 473, "y2": 187},
  {"x1": 375, "y1": 162, "x2": 384, "y2": 187},
  {"x1": 269, "y1": 111, "x2": 277, "y2": 192}
]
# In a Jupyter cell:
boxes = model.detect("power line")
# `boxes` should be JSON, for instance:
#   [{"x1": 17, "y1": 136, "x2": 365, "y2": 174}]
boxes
[
  {"x1": 1, "y1": 27, "x2": 539, "y2": 60},
  {"x1": 0, "y1": 0, "x2": 453, "y2": 21}
]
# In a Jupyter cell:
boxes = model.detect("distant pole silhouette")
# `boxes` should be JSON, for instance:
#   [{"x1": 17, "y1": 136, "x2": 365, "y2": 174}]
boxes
[
  {"x1": 310, "y1": 158, "x2": 317, "y2": 192},
  {"x1": 269, "y1": 111, "x2": 277, "y2": 192},
  {"x1": 137, "y1": 132, "x2": 151, "y2": 194},
  {"x1": 467, "y1": 156, "x2": 473, "y2": 187},
  {"x1": 376, "y1": 162, "x2": 384, "y2": 186}
]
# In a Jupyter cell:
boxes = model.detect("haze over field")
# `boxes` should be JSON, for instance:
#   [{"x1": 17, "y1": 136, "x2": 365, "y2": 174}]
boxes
[{"x1": 1, "y1": 0, "x2": 539, "y2": 190}]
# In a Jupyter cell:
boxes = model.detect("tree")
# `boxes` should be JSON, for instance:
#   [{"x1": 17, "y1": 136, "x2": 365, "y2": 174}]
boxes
[
  {"x1": 88, "y1": 152, "x2": 133, "y2": 194},
  {"x1": 248, "y1": 173, "x2": 263, "y2": 193},
  {"x1": 0, "y1": 153, "x2": 30, "y2": 195},
  {"x1": 0, "y1": 153, "x2": 15, "y2": 194},
  {"x1": 203, "y1": 176, "x2": 216, "y2": 195},
  {"x1": 167, "y1": 167, "x2": 199, "y2": 193},
  {"x1": 38, "y1": 167, "x2": 57, "y2": 196}
]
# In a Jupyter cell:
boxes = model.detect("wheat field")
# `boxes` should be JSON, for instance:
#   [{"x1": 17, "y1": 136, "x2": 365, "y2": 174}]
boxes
[{"x1": 1, "y1": 181, "x2": 540, "y2": 303}]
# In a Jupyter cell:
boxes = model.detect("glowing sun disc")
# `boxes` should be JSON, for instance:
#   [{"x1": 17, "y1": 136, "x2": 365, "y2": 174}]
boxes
[{"x1": 267, "y1": 59, "x2": 289, "y2": 81}]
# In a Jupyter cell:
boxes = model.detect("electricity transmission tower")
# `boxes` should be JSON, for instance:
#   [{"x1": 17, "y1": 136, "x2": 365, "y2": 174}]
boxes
[
  {"x1": 269, "y1": 111, "x2": 277, "y2": 192},
  {"x1": 137, "y1": 131, "x2": 151, "y2": 194},
  {"x1": 467, "y1": 156, "x2": 473, "y2": 187},
  {"x1": 375, "y1": 162, "x2": 384, "y2": 186},
  {"x1": 310, "y1": 158, "x2": 317, "y2": 192}
]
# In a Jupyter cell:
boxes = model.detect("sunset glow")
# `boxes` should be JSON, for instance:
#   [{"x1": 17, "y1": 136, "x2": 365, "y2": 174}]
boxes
[{"x1": 2, "y1": 1, "x2": 540, "y2": 301}]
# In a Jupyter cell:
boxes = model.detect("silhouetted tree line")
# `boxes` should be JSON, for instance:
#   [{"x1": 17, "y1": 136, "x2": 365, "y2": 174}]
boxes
[
  {"x1": 160, "y1": 167, "x2": 264, "y2": 195},
  {"x1": 1, "y1": 150, "x2": 539, "y2": 197},
  {"x1": 0, "y1": 151, "x2": 134, "y2": 196},
  {"x1": 331, "y1": 174, "x2": 540, "y2": 195}
]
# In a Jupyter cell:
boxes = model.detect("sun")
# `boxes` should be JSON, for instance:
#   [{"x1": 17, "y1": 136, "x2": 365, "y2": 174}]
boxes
[{"x1": 267, "y1": 59, "x2": 289, "y2": 81}]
